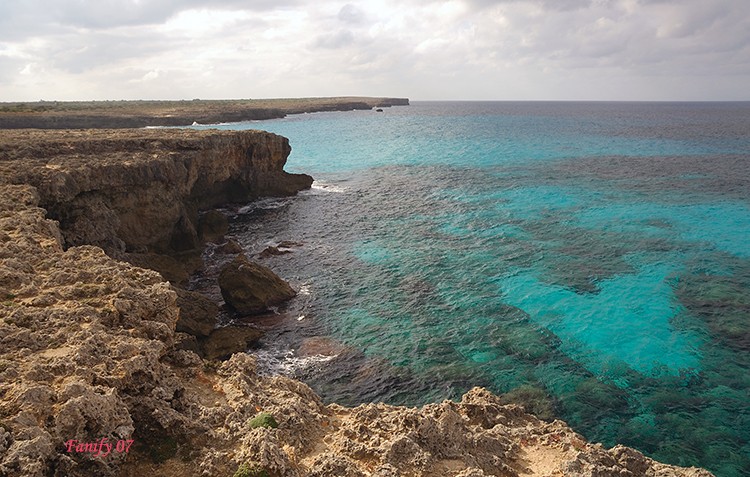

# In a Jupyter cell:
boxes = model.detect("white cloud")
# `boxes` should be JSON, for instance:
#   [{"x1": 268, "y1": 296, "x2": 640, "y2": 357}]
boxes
[{"x1": 0, "y1": 0, "x2": 748, "y2": 100}]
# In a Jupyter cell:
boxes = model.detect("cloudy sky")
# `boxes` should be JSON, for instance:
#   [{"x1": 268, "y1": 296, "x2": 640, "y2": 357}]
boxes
[{"x1": 1, "y1": 0, "x2": 749, "y2": 101}]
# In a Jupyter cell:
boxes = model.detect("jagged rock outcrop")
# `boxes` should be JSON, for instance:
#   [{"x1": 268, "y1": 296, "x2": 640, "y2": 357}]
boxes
[
  {"x1": 0, "y1": 184, "x2": 181, "y2": 476},
  {"x1": 218, "y1": 254, "x2": 297, "y2": 314},
  {"x1": 0, "y1": 130, "x2": 714, "y2": 477},
  {"x1": 173, "y1": 288, "x2": 219, "y2": 337},
  {"x1": 0, "y1": 128, "x2": 313, "y2": 256}
]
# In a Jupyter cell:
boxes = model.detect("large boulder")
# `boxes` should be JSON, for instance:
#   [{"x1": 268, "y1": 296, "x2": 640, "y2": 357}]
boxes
[{"x1": 218, "y1": 254, "x2": 296, "y2": 314}]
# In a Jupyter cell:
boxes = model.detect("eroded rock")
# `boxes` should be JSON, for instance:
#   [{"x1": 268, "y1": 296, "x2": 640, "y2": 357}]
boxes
[
  {"x1": 173, "y1": 287, "x2": 218, "y2": 338},
  {"x1": 0, "y1": 128, "x2": 313, "y2": 255},
  {"x1": 200, "y1": 326, "x2": 263, "y2": 361},
  {"x1": 217, "y1": 239, "x2": 244, "y2": 254},
  {"x1": 218, "y1": 254, "x2": 296, "y2": 314}
]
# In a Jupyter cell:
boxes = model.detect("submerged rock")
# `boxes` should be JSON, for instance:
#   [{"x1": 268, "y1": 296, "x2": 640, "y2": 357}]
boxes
[
  {"x1": 297, "y1": 336, "x2": 348, "y2": 357},
  {"x1": 216, "y1": 239, "x2": 244, "y2": 254},
  {"x1": 218, "y1": 254, "x2": 296, "y2": 314},
  {"x1": 257, "y1": 245, "x2": 291, "y2": 259}
]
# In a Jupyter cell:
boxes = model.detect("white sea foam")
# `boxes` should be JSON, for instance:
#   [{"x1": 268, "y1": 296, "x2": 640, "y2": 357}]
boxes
[
  {"x1": 253, "y1": 345, "x2": 336, "y2": 377},
  {"x1": 309, "y1": 181, "x2": 348, "y2": 193}
]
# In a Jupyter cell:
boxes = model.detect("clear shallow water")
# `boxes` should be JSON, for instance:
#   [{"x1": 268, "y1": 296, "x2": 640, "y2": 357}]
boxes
[{"x1": 195, "y1": 102, "x2": 750, "y2": 476}]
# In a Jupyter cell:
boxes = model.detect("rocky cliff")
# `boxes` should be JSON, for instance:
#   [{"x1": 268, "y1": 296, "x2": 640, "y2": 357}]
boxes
[
  {"x1": 0, "y1": 129, "x2": 312, "y2": 255},
  {"x1": 0, "y1": 130, "x2": 713, "y2": 477}
]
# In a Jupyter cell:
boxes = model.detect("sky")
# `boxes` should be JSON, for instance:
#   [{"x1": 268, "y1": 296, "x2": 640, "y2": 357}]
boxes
[{"x1": 0, "y1": 0, "x2": 749, "y2": 101}]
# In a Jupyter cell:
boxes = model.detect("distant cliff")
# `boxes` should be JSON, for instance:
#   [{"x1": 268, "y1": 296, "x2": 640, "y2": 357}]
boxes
[{"x1": 0, "y1": 97, "x2": 410, "y2": 129}]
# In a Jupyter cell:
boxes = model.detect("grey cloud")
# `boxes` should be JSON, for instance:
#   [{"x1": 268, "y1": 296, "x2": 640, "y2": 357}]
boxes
[
  {"x1": 50, "y1": 0, "x2": 184, "y2": 29},
  {"x1": 2, "y1": 0, "x2": 749, "y2": 100},
  {"x1": 314, "y1": 29, "x2": 355, "y2": 49},
  {"x1": 46, "y1": 31, "x2": 178, "y2": 73},
  {"x1": 466, "y1": 0, "x2": 592, "y2": 11},
  {"x1": 0, "y1": 0, "x2": 300, "y2": 40},
  {"x1": 652, "y1": 1, "x2": 733, "y2": 39},
  {"x1": 51, "y1": 0, "x2": 300, "y2": 28},
  {"x1": 475, "y1": 0, "x2": 750, "y2": 75},
  {"x1": 338, "y1": 4, "x2": 365, "y2": 24}
]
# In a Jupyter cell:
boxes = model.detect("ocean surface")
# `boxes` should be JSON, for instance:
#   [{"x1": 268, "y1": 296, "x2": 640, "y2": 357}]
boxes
[{"x1": 194, "y1": 102, "x2": 750, "y2": 477}]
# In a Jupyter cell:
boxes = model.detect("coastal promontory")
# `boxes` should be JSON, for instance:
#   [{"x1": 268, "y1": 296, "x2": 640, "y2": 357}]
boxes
[
  {"x1": 0, "y1": 125, "x2": 713, "y2": 476},
  {"x1": 0, "y1": 97, "x2": 410, "y2": 129}
]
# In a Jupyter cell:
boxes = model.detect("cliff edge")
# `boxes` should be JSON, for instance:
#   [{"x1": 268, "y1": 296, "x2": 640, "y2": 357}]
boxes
[
  {"x1": 0, "y1": 130, "x2": 713, "y2": 477},
  {"x1": 0, "y1": 128, "x2": 312, "y2": 256}
]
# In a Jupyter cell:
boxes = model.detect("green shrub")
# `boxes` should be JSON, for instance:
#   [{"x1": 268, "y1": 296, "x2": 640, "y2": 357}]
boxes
[
  {"x1": 248, "y1": 412, "x2": 278, "y2": 429},
  {"x1": 233, "y1": 462, "x2": 269, "y2": 477}
]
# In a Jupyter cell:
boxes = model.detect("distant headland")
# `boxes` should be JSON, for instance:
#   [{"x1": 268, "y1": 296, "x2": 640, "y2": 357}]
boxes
[{"x1": 0, "y1": 96, "x2": 410, "y2": 129}]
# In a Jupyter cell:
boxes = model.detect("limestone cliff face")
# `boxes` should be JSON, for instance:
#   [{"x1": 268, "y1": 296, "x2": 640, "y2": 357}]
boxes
[{"x1": 0, "y1": 129, "x2": 312, "y2": 254}]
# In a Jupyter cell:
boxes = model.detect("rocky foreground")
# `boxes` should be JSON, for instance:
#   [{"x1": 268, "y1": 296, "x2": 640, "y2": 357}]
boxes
[{"x1": 0, "y1": 128, "x2": 713, "y2": 476}]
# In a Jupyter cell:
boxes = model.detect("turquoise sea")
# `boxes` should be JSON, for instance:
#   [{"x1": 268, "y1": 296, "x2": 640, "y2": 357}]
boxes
[{"x1": 195, "y1": 102, "x2": 750, "y2": 476}]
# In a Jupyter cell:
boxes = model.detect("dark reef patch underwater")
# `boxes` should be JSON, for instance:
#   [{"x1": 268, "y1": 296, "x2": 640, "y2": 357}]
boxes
[{"x1": 195, "y1": 102, "x2": 750, "y2": 477}]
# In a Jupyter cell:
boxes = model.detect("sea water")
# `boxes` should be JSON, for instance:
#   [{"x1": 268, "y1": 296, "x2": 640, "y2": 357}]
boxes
[{"x1": 193, "y1": 102, "x2": 750, "y2": 477}]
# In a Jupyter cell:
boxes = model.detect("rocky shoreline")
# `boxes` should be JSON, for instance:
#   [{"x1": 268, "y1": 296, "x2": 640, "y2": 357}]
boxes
[{"x1": 0, "y1": 126, "x2": 714, "y2": 476}]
